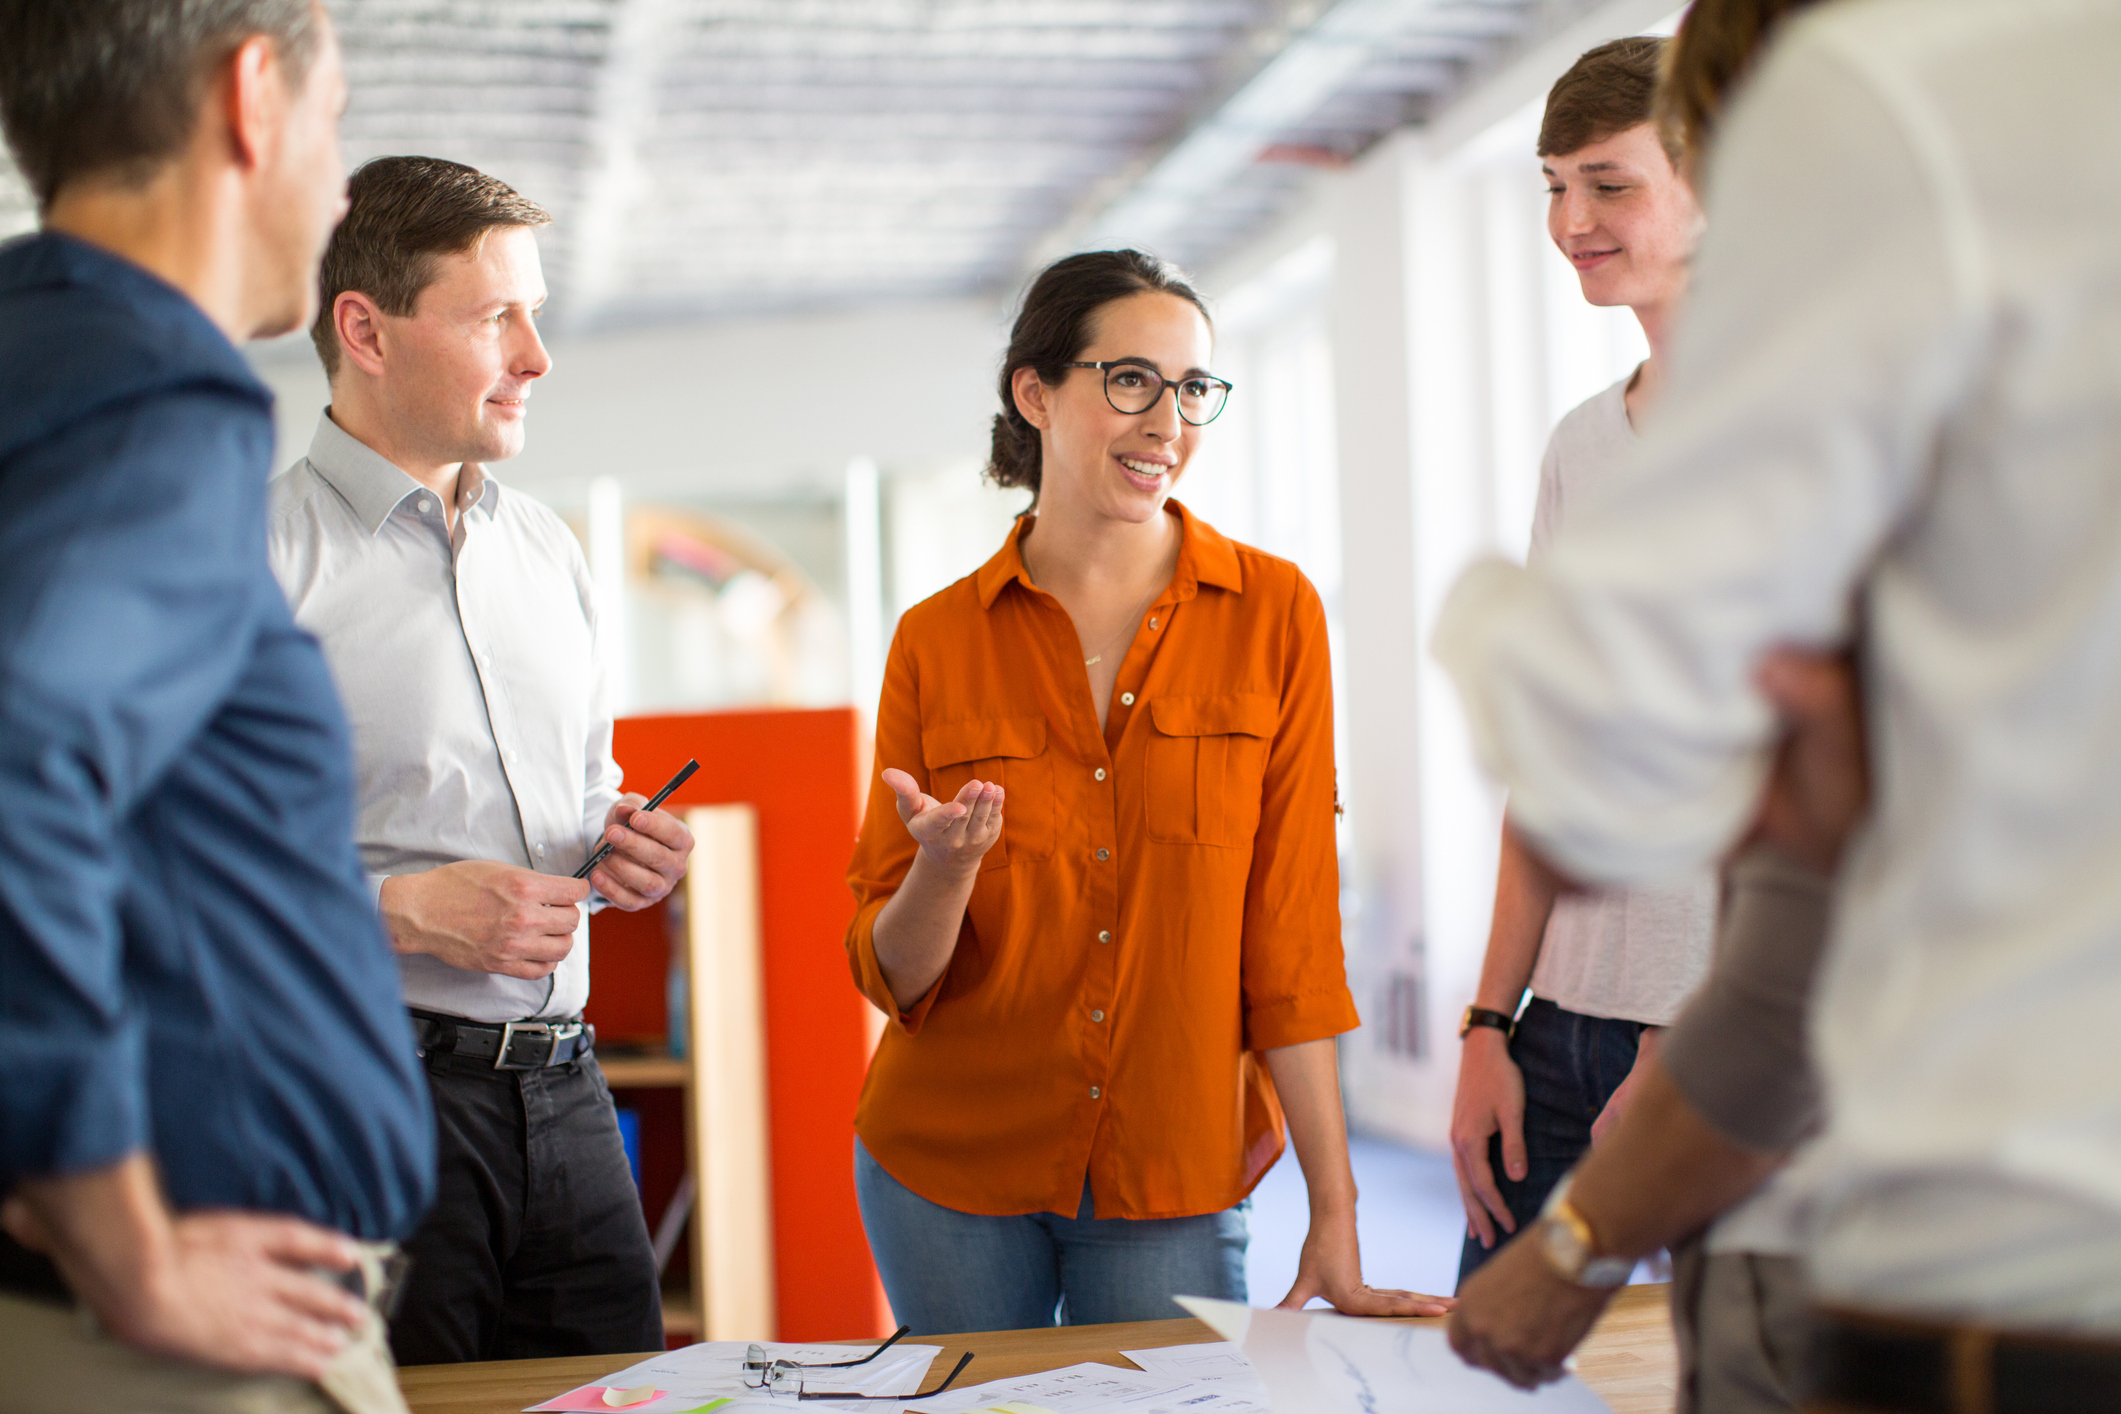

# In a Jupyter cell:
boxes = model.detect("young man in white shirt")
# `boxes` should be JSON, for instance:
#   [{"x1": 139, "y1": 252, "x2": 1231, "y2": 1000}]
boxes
[
  {"x1": 1449, "y1": 36, "x2": 1709, "y2": 1287},
  {"x1": 268, "y1": 156, "x2": 694, "y2": 1363},
  {"x1": 1438, "y1": 0, "x2": 2121, "y2": 1398}
]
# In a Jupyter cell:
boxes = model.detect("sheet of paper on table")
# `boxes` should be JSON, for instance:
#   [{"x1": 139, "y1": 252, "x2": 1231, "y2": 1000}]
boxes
[
  {"x1": 524, "y1": 1339, "x2": 944, "y2": 1413},
  {"x1": 1176, "y1": 1298, "x2": 1611, "y2": 1414},
  {"x1": 902, "y1": 1360, "x2": 1269, "y2": 1414},
  {"x1": 1119, "y1": 1342, "x2": 1265, "y2": 1397}
]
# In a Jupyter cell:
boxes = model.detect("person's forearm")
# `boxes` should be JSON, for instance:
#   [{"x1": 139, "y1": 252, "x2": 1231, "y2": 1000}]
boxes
[
  {"x1": 1565, "y1": 1058, "x2": 1782, "y2": 1258},
  {"x1": 1265, "y1": 1038, "x2": 1357, "y2": 1216},
  {"x1": 12, "y1": 1154, "x2": 172, "y2": 1334},
  {"x1": 1473, "y1": 819, "x2": 1560, "y2": 1011},
  {"x1": 870, "y1": 849, "x2": 979, "y2": 1011}
]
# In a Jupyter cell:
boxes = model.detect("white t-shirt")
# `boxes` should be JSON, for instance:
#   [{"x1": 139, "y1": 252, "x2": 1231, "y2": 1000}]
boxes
[{"x1": 1524, "y1": 373, "x2": 1716, "y2": 1028}]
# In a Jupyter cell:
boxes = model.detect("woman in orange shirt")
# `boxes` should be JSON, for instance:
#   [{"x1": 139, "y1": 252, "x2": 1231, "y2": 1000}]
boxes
[{"x1": 845, "y1": 250, "x2": 1449, "y2": 1332}]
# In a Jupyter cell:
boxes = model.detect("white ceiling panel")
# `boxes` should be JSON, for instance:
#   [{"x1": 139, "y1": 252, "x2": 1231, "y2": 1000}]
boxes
[{"x1": 0, "y1": 0, "x2": 1608, "y2": 325}]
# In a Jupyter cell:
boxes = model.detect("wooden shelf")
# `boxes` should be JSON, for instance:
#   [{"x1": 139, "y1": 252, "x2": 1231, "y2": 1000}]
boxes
[{"x1": 598, "y1": 1049, "x2": 689, "y2": 1088}]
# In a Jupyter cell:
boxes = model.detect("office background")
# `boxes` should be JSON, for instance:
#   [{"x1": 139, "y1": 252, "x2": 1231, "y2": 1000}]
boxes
[{"x1": 0, "y1": 0, "x2": 1670, "y2": 1304}]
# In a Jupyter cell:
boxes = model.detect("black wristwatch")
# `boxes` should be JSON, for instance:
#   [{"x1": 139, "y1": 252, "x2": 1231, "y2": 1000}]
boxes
[{"x1": 1460, "y1": 1005, "x2": 1516, "y2": 1040}]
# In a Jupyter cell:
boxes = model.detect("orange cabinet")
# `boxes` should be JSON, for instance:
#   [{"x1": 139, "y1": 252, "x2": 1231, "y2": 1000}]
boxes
[{"x1": 588, "y1": 708, "x2": 889, "y2": 1343}]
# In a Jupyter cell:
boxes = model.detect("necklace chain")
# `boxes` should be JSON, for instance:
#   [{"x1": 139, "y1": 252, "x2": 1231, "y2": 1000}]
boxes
[
  {"x1": 1081, "y1": 583, "x2": 1164, "y2": 667},
  {"x1": 1022, "y1": 551, "x2": 1165, "y2": 667}
]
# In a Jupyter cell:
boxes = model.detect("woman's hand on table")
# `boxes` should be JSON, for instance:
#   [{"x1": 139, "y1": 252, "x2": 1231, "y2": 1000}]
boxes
[
  {"x1": 1277, "y1": 1209, "x2": 1455, "y2": 1317},
  {"x1": 883, "y1": 768, "x2": 1004, "y2": 876}
]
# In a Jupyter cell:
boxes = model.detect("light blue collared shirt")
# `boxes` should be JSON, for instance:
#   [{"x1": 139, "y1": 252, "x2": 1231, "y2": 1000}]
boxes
[{"x1": 268, "y1": 410, "x2": 622, "y2": 1022}]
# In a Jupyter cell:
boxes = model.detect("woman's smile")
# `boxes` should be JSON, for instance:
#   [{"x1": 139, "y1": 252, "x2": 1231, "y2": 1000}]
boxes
[{"x1": 1116, "y1": 453, "x2": 1170, "y2": 490}]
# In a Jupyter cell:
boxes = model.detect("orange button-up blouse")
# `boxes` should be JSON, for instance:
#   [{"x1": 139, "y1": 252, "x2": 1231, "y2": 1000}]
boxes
[{"x1": 845, "y1": 501, "x2": 1359, "y2": 1221}]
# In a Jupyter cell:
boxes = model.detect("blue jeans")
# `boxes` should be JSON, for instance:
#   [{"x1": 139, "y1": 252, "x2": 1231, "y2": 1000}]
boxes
[
  {"x1": 1456, "y1": 998, "x2": 1644, "y2": 1290},
  {"x1": 854, "y1": 1139, "x2": 1248, "y2": 1334}
]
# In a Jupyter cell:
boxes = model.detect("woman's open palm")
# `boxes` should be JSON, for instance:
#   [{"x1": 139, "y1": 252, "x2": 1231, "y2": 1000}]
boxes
[{"x1": 881, "y1": 768, "x2": 1004, "y2": 875}]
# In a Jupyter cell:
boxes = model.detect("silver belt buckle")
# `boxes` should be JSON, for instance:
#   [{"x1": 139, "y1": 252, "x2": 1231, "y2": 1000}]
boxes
[{"x1": 495, "y1": 1019, "x2": 555, "y2": 1069}]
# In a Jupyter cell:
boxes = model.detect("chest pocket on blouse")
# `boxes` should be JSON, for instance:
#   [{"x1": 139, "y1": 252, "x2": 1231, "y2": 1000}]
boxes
[
  {"x1": 921, "y1": 715, "x2": 1054, "y2": 869},
  {"x1": 1145, "y1": 693, "x2": 1277, "y2": 846}
]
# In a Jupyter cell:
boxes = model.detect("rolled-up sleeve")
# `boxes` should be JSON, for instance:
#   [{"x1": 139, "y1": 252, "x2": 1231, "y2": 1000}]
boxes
[
  {"x1": 1664, "y1": 845, "x2": 1830, "y2": 1152},
  {"x1": 1432, "y1": 31, "x2": 1978, "y2": 885},
  {"x1": 1241, "y1": 575, "x2": 1359, "y2": 1051},
  {"x1": 845, "y1": 625, "x2": 946, "y2": 1034},
  {"x1": 0, "y1": 393, "x2": 261, "y2": 1187}
]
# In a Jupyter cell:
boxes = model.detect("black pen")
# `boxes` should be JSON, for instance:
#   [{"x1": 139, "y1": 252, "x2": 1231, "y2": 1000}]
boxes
[{"x1": 575, "y1": 758, "x2": 700, "y2": 880}]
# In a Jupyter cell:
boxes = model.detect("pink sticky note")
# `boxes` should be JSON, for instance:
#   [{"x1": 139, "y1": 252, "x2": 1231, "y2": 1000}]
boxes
[{"x1": 526, "y1": 1385, "x2": 668, "y2": 1411}]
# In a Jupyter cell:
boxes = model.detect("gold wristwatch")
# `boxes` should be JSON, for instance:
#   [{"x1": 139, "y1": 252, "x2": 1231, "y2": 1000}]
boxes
[
  {"x1": 1537, "y1": 1174, "x2": 1632, "y2": 1289},
  {"x1": 1460, "y1": 1004, "x2": 1514, "y2": 1039}
]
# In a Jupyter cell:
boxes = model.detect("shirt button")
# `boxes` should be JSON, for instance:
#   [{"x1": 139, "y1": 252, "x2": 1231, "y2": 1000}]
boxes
[
  {"x1": 1094, "y1": 768, "x2": 1107, "y2": 781},
  {"x1": 1095, "y1": 848, "x2": 1110, "y2": 861},
  {"x1": 1119, "y1": 692, "x2": 1135, "y2": 706},
  {"x1": 536, "y1": 844, "x2": 547, "y2": 856},
  {"x1": 1148, "y1": 617, "x2": 1159, "y2": 630},
  {"x1": 1091, "y1": 1010, "x2": 1105, "y2": 1023},
  {"x1": 1089, "y1": 1086, "x2": 1101, "y2": 1100},
  {"x1": 417, "y1": 498, "x2": 433, "y2": 514},
  {"x1": 1098, "y1": 930, "x2": 1111, "y2": 943}
]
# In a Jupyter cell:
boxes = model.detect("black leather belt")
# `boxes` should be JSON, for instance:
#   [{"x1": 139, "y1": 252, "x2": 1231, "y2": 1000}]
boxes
[
  {"x1": 1809, "y1": 1306, "x2": 2121, "y2": 1414},
  {"x1": 410, "y1": 1009, "x2": 595, "y2": 1069}
]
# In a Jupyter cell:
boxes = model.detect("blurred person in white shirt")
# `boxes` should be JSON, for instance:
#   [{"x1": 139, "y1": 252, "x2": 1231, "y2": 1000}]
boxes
[
  {"x1": 1437, "y1": 0, "x2": 2121, "y2": 1405},
  {"x1": 1453, "y1": 7, "x2": 1841, "y2": 1412}
]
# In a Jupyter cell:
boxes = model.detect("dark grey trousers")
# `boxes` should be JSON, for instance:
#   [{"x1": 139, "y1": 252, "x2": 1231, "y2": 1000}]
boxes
[{"x1": 388, "y1": 1047, "x2": 662, "y2": 1365}]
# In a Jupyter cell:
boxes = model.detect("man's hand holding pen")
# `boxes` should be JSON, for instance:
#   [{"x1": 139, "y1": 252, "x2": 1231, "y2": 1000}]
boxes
[
  {"x1": 585, "y1": 792, "x2": 695, "y2": 910},
  {"x1": 380, "y1": 862, "x2": 589, "y2": 979}
]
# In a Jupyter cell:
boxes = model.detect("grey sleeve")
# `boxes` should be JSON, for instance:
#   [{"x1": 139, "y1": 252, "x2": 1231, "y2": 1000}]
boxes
[{"x1": 1660, "y1": 844, "x2": 1831, "y2": 1152}]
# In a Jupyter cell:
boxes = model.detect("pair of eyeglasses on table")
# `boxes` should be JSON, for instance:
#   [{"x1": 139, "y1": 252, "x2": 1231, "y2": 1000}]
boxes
[{"x1": 740, "y1": 1326, "x2": 976, "y2": 1401}]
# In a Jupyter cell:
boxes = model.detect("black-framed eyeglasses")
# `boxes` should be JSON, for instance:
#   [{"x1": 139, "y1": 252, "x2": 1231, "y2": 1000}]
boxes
[
  {"x1": 1066, "y1": 360, "x2": 1232, "y2": 426},
  {"x1": 741, "y1": 1327, "x2": 976, "y2": 1401}
]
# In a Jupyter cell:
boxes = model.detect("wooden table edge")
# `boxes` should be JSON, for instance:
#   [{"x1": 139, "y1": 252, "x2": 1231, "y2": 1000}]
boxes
[{"x1": 398, "y1": 1284, "x2": 1675, "y2": 1414}]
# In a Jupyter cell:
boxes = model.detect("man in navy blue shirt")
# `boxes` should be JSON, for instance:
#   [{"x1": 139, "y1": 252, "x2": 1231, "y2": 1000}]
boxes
[{"x1": 0, "y1": 3, "x2": 435, "y2": 1409}]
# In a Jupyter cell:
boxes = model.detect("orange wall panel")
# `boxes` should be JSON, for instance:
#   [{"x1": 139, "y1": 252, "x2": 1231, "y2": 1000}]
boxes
[{"x1": 587, "y1": 707, "x2": 888, "y2": 1340}]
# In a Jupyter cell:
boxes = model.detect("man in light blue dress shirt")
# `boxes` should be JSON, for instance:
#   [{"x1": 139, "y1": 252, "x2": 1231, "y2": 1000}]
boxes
[{"x1": 267, "y1": 156, "x2": 694, "y2": 1364}]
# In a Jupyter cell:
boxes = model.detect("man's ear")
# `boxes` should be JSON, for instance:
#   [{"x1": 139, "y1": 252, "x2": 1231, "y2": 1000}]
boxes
[
  {"x1": 1012, "y1": 365, "x2": 1051, "y2": 431},
  {"x1": 219, "y1": 34, "x2": 287, "y2": 174},
  {"x1": 333, "y1": 291, "x2": 390, "y2": 378}
]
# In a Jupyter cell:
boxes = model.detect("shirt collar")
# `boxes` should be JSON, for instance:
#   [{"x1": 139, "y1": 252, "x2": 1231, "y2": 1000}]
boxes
[
  {"x1": 973, "y1": 497, "x2": 1242, "y2": 610},
  {"x1": 303, "y1": 408, "x2": 500, "y2": 535}
]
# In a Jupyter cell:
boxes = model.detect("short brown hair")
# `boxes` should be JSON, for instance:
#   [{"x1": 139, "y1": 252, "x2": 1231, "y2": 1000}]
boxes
[
  {"x1": 311, "y1": 155, "x2": 551, "y2": 377},
  {"x1": 1656, "y1": 0, "x2": 1831, "y2": 167},
  {"x1": 1538, "y1": 36, "x2": 1677, "y2": 165},
  {"x1": 0, "y1": 0, "x2": 321, "y2": 208}
]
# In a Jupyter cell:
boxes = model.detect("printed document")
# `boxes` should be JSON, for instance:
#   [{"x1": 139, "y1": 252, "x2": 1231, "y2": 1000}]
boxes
[
  {"x1": 1177, "y1": 1298, "x2": 1610, "y2": 1414},
  {"x1": 526, "y1": 1338, "x2": 944, "y2": 1413}
]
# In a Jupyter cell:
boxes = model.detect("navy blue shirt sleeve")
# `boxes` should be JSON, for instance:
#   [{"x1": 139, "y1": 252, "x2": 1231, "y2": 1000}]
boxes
[{"x1": 0, "y1": 385, "x2": 270, "y2": 1186}]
